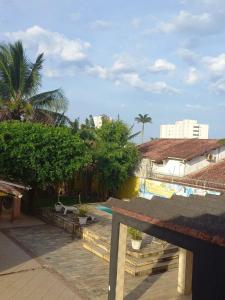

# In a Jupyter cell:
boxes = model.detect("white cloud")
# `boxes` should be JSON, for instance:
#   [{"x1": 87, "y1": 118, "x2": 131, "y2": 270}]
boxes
[
  {"x1": 185, "y1": 67, "x2": 200, "y2": 84},
  {"x1": 118, "y1": 72, "x2": 179, "y2": 94},
  {"x1": 149, "y1": 59, "x2": 176, "y2": 73},
  {"x1": 203, "y1": 53, "x2": 225, "y2": 76},
  {"x1": 210, "y1": 78, "x2": 225, "y2": 94},
  {"x1": 6, "y1": 25, "x2": 90, "y2": 62},
  {"x1": 111, "y1": 56, "x2": 136, "y2": 74},
  {"x1": 86, "y1": 65, "x2": 108, "y2": 79},
  {"x1": 158, "y1": 10, "x2": 221, "y2": 35},
  {"x1": 90, "y1": 20, "x2": 111, "y2": 30}
]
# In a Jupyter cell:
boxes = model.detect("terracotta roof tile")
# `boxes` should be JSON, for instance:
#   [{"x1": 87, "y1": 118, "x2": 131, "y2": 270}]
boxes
[
  {"x1": 186, "y1": 159, "x2": 225, "y2": 185},
  {"x1": 138, "y1": 138, "x2": 220, "y2": 162}
]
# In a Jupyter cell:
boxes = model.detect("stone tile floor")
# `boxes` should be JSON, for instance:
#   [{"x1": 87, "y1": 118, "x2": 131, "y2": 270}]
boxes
[
  {"x1": 0, "y1": 230, "x2": 82, "y2": 300},
  {"x1": 5, "y1": 223, "x2": 192, "y2": 300}
]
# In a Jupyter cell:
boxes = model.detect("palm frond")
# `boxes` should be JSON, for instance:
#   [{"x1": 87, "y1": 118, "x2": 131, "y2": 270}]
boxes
[
  {"x1": 30, "y1": 108, "x2": 70, "y2": 126},
  {"x1": 9, "y1": 41, "x2": 26, "y2": 97},
  {"x1": 0, "y1": 41, "x2": 69, "y2": 124},
  {"x1": 28, "y1": 89, "x2": 68, "y2": 113},
  {"x1": 24, "y1": 53, "x2": 44, "y2": 96},
  {"x1": 135, "y1": 113, "x2": 152, "y2": 124},
  {"x1": 128, "y1": 131, "x2": 141, "y2": 140},
  {"x1": 0, "y1": 45, "x2": 13, "y2": 99}
]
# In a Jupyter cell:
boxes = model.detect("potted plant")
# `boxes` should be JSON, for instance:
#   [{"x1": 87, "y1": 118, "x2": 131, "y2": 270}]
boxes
[
  {"x1": 78, "y1": 206, "x2": 88, "y2": 225},
  {"x1": 128, "y1": 227, "x2": 142, "y2": 250},
  {"x1": 54, "y1": 201, "x2": 63, "y2": 212}
]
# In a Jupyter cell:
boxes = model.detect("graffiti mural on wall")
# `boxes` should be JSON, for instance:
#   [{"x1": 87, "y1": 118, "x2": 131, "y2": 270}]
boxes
[{"x1": 139, "y1": 178, "x2": 220, "y2": 200}]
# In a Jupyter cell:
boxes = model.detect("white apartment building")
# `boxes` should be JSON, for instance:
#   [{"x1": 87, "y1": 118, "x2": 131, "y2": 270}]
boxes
[
  {"x1": 160, "y1": 120, "x2": 208, "y2": 139},
  {"x1": 93, "y1": 115, "x2": 112, "y2": 128},
  {"x1": 93, "y1": 116, "x2": 103, "y2": 128}
]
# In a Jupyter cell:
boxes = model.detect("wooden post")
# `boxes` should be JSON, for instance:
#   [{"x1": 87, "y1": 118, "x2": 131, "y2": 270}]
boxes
[
  {"x1": 108, "y1": 215, "x2": 127, "y2": 300},
  {"x1": 177, "y1": 248, "x2": 193, "y2": 295},
  {"x1": 11, "y1": 196, "x2": 21, "y2": 222},
  {"x1": 0, "y1": 199, "x2": 2, "y2": 216},
  {"x1": 115, "y1": 223, "x2": 127, "y2": 300}
]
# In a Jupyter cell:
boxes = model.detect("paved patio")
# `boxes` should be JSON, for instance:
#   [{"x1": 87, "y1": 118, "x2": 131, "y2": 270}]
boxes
[
  {"x1": 0, "y1": 212, "x2": 44, "y2": 229},
  {"x1": 2, "y1": 219, "x2": 192, "y2": 300},
  {"x1": 0, "y1": 230, "x2": 82, "y2": 300}
]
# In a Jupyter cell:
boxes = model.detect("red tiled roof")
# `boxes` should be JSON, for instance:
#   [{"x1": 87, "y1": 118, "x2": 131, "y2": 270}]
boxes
[
  {"x1": 138, "y1": 138, "x2": 220, "y2": 162},
  {"x1": 187, "y1": 159, "x2": 225, "y2": 185}
]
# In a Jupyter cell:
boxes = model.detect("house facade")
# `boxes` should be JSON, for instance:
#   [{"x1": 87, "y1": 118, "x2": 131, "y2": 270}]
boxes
[{"x1": 136, "y1": 139, "x2": 225, "y2": 179}]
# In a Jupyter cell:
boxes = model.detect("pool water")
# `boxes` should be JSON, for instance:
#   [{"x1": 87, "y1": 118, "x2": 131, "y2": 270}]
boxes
[{"x1": 96, "y1": 205, "x2": 112, "y2": 214}]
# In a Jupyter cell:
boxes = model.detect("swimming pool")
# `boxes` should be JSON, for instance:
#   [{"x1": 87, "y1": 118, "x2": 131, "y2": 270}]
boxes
[{"x1": 96, "y1": 205, "x2": 112, "y2": 214}]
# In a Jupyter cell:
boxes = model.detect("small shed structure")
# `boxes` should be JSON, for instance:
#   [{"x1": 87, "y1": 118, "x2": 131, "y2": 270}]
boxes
[
  {"x1": 106, "y1": 195, "x2": 225, "y2": 300},
  {"x1": 0, "y1": 180, "x2": 31, "y2": 221}
]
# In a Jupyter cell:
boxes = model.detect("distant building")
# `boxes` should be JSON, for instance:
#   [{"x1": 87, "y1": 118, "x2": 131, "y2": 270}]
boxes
[
  {"x1": 160, "y1": 120, "x2": 208, "y2": 139},
  {"x1": 137, "y1": 138, "x2": 225, "y2": 178},
  {"x1": 134, "y1": 138, "x2": 225, "y2": 198},
  {"x1": 93, "y1": 115, "x2": 112, "y2": 128}
]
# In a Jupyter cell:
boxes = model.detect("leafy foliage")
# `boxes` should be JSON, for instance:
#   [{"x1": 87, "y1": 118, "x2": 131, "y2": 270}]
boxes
[
  {"x1": 219, "y1": 139, "x2": 225, "y2": 145},
  {"x1": 128, "y1": 227, "x2": 142, "y2": 240},
  {"x1": 78, "y1": 206, "x2": 88, "y2": 217},
  {"x1": 0, "y1": 121, "x2": 91, "y2": 188},
  {"x1": 95, "y1": 120, "x2": 140, "y2": 197},
  {"x1": 0, "y1": 41, "x2": 68, "y2": 124}
]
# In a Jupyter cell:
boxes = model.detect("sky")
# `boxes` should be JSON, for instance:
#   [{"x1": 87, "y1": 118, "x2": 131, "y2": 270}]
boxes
[{"x1": 1, "y1": 0, "x2": 225, "y2": 141}]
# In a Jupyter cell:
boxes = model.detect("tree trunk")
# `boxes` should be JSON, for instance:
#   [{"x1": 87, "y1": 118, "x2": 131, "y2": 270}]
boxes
[
  {"x1": 28, "y1": 185, "x2": 38, "y2": 214},
  {"x1": 141, "y1": 123, "x2": 144, "y2": 143}
]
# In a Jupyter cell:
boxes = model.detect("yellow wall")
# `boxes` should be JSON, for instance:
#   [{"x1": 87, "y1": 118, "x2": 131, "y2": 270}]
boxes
[{"x1": 117, "y1": 176, "x2": 140, "y2": 199}]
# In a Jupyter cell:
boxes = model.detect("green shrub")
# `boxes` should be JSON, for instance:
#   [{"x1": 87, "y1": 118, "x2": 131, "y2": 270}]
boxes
[
  {"x1": 78, "y1": 206, "x2": 88, "y2": 217},
  {"x1": 128, "y1": 227, "x2": 142, "y2": 240},
  {"x1": 0, "y1": 121, "x2": 91, "y2": 189}
]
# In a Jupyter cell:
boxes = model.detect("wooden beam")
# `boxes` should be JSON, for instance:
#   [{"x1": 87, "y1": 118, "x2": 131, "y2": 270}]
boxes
[
  {"x1": 108, "y1": 215, "x2": 128, "y2": 300},
  {"x1": 0, "y1": 199, "x2": 2, "y2": 216},
  {"x1": 11, "y1": 196, "x2": 21, "y2": 222},
  {"x1": 115, "y1": 223, "x2": 127, "y2": 300},
  {"x1": 177, "y1": 248, "x2": 193, "y2": 295}
]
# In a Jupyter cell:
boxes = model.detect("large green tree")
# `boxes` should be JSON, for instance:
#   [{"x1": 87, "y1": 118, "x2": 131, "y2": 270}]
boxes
[
  {"x1": 95, "y1": 120, "x2": 140, "y2": 198},
  {"x1": 135, "y1": 113, "x2": 152, "y2": 143},
  {"x1": 0, "y1": 121, "x2": 91, "y2": 192},
  {"x1": 0, "y1": 41, "x2": 68, "y2": 123}
]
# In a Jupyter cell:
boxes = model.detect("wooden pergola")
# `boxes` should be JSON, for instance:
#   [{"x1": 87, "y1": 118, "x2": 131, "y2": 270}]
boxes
[
  {"x1": 0, "y1": 180, "x2": 31, "y2": 222},
  {"x1": 106, "y1": 195, "x2": 225, "y2": 300}
]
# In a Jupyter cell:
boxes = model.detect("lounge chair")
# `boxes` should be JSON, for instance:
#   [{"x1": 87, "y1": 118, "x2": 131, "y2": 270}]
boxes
[{"x1": 54, "y1": 201, "x2": 78, "y2": 215}]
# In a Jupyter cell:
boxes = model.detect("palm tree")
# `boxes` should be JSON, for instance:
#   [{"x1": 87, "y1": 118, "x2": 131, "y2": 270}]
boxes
[
  {"x1": 0, "y1": 41, "x2": 68, "y2": 123},
  {"x1": 135, "y1": 114, "x2": 152, "y2": 143}
]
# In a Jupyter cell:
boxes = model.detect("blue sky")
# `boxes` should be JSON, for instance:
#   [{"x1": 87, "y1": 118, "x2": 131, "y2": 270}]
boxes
[{"x1": 1, "y1": 0, "x2": 225, "y2": 140}]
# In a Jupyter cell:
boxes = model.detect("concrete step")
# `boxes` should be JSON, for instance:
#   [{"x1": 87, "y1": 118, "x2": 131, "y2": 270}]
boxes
[
  {"x1": 83, "y1": 229, "x2": 178, "y2": 259},
  {"x1": 83, "y1": 231, "x2": 110, "y2": 252},
  {"x1": 126, "y1": 252, "x2": 179, "y2": 267},
  {"x1": 83, "y1": 240, "x2": 178, "y2": 276}
]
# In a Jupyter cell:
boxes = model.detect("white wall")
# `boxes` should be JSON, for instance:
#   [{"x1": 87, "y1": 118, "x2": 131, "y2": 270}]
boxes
[
  {"x1": 136, "y1": 158, "x2": 185, "y2": 177},
  {"x1": 136, "y1": 145, "x2": 225, "y2": 178},
  {"x1": 185, "y1": 145, "x2": 225, "y2": 175}
]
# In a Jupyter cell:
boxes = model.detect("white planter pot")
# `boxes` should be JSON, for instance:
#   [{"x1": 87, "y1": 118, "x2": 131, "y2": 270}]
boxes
[
  {"x1": 131, "y1": 239, "x2": 142, "y2": 250},
  {"x1": 55, "y1": 203, "x2": 62, "y2": 212},
  {"x1": 78, "y1": 216, "x2": 88, "y2": 225}
]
